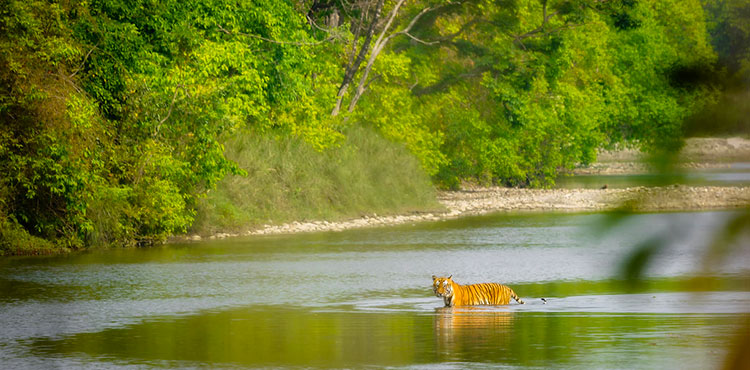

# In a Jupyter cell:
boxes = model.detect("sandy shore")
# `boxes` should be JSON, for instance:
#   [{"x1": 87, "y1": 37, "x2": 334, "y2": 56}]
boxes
[{"x1": 182, "y1": 185, "x2": 750, "y2": 241}]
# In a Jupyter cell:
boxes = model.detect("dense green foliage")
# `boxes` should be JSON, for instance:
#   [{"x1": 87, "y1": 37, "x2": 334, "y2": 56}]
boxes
[
  {"x1": 1, "y1": 0, "x2": 339, "y2": 252},
  {"x1": 685, "y1": 0, "x2": 750, "y2": 136},
  {"x1": 352, "y1": 0, "x2": 718, "y2": 187},
  {"x1": 0, "y1": 0, "x2": 738, "y2": 253}
]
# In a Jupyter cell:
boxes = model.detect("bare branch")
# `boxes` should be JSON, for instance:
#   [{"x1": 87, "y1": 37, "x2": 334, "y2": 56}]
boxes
[
  {"x1": 409, "y1": 74, "x2": 419, "y2": 91},
  {"x1": 363, "y1": 74, "x2": 381, "y2": 91},
  {"x1": 412, "y1": 65, "x2": 491, "y2": 96},
  {"x1": 306, "y1": 15, "x2": 333, "y2": 33},
  {"x1": 391, "y1": 3, "x2": 469, "y2": 47},
  {"x1": 335, "y1": 1, "x2": 462, "y2": 115},
  {"x1": 390, "y1": 6, "x2": 434, "y2": 40},
  {"x1": 347, "y1": 3, "x2": 451, "y2": 113},
  {"x1": 154, "y1": 84, "x2": 182, "y2": 136},
  {"x1": 403, "y1": 31, "x2": 440, "y2": 45},
  {"x1": 514, "y1": 0, "x2": 562, "y2": 40},
  {"x1": 346, "y1": 0, "x2": 409, "y2": 113},
  {"x1": 333, "y1": 0, "x2": 386, "y2": 116},
  {"x1": 56, "y1": 73, "x2": 82, "y2": 93},
  {"x1": 69, "y1": 44, "x2": 98, "y2": 78}
]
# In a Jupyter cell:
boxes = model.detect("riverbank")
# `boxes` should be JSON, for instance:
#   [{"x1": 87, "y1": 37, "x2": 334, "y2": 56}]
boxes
[
  {"x1": 181, "y1": 137, "x2": 750, "y2": 240},
  {"x1": 180, "y1": 185, "x2": 750, "y2": 241},
  {"x1": 575, "y1": 137, "x2": 750, "y2": 175}
]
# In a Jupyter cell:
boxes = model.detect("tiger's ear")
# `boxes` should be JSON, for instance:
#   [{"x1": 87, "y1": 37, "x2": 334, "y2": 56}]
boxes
[
  {"x1": 432, "y1": 275, "x2": 437, "y2": 280},
  {"x1": 448, "y1": 275, "x2": 452, "y2": 280}
]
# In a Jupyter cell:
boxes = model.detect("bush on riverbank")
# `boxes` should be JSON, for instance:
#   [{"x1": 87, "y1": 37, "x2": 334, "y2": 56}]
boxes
[
  {"x1": 191, "y1": 125, "x2": 442, "y2": 236},
  {"x1": 0, "y1": 217, "x2": 65, "y2": 256}
]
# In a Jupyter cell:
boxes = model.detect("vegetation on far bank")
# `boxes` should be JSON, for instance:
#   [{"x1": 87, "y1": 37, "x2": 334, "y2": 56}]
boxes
[
  {"x1": 1, "y1": 0, "x2": 748, "y2": 255},
  {"x1": 191, "y1": 125, "x2": 441, "y2": 236}
]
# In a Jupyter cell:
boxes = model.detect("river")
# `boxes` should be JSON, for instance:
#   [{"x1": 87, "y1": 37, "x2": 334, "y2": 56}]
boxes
[
  {"x1": 1, "y1": 210, "x2": 748, "y2": 368},
  {"x1": 556, "y1": 162, "x2": 750, "y2": 188}
]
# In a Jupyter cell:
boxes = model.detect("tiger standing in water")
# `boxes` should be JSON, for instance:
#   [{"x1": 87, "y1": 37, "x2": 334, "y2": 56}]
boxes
[{"x1": 432, "y1": 275, "x2": 525, "y2": 307}]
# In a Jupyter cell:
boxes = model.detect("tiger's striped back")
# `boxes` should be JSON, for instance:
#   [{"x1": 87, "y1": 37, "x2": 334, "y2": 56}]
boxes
[
  {"x1": 452, "y1": 282, "x2": 525, "y2": 306},
  {"x1": 432, "y1": 276, "x2": 525, "y2": 307}
]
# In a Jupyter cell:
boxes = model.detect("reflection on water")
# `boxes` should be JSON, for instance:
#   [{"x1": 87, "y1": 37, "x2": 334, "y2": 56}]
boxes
[
  {"x1": 19, "y1": 302, "x2": 741, "y2": 369},
  {"x1": 434, "y1": 307, "x2": 515, "y2": 364},
  {"x1": 28, "y1": 307, "x2": 435, "y2": 368},
  {"x1": 435, "y1": 306, "x2": 515, "y2": 330},
  {"x1": 0, "y1": 210, "x2": 748, "y2": 368}
]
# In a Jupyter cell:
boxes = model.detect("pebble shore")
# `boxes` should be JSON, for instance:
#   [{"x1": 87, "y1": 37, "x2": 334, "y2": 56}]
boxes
[
  {"x1": 576, "y1": 137, "x2": 750, "y2": 175},
  {"x1": 178, "y1": 137, "x2": 750, "y2": 242},
  {"x1": 181, "y1": 185, "x2": 750, "y2": 241}
]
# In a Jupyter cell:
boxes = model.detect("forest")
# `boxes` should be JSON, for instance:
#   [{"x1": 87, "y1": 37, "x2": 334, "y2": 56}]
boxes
[{"x1": 1, "y1": 0, "x2": 747, "y2": 253}]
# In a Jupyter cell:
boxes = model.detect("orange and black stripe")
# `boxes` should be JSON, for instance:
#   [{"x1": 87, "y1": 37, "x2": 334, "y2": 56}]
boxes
[{"x1": 448, "y1": 280, "x2": 525, "y2": 306}]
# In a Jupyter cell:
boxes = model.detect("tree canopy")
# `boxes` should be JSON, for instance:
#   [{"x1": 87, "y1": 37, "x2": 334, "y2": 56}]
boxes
[{"x1": 0, "y1": 0, "x2": 734, "y2": 250}]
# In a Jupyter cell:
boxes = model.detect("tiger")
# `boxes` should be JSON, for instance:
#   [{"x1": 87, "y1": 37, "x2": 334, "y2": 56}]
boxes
[{"x1": 432, "y1": 275, "x2": 525, "y2": 307}]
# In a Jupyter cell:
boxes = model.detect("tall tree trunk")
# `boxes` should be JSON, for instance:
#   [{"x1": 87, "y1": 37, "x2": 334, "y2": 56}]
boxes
[
  {"x1": 347, "y1": 2, "x2": 434, "y2": 114},
  {"x1": 347, "y1": 0, "x2": 407, "y2": 113},
  {"x1": 331, "y1": 0, "x2": 385, "y2": 117}
]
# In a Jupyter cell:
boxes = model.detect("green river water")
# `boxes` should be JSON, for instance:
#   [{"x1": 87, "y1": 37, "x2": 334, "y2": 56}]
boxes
[{"x1": 1, "y1": 210, "x2": 748, "y2": 369}]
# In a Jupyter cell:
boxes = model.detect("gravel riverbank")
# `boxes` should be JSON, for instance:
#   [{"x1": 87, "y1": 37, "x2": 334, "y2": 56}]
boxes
[
  {"x1": 182, "y1": 185, "x2": 750, "y2": 241},
  {"x1": 576, "y1": 137, "x2": 750, "y2": 175},
  {"x1": 178, "y1": 137, "x2": 750, "y2": 241}
]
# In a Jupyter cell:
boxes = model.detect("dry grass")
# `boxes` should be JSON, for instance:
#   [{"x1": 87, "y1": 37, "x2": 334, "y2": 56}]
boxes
[{"x1": 190, "y1": 125, "x2": 442, "y2": 235}]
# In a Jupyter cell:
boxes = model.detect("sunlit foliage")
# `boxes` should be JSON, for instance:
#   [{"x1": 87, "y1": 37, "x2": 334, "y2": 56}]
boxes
[
  {"x1": 352, "y1": 0, "x2": 718, "y2": 187},
  {"x1": 0, "y1": 0, "x2": 729, "y2": 251}
]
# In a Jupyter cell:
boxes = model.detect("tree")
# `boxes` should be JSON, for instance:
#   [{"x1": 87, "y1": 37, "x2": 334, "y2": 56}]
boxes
[{"x1": 347, "y1": 0, "x2": 718, "y2": 186}]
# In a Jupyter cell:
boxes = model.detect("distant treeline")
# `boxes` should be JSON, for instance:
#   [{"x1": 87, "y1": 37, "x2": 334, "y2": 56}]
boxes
[{"x1": 1, "y1": 0, "x2": 747, "y2": 253}]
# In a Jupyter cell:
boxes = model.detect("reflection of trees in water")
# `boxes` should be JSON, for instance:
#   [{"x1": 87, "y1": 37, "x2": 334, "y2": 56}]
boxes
[{"x1": 433, "y1": 307, "x2": 514, "y2": 362}]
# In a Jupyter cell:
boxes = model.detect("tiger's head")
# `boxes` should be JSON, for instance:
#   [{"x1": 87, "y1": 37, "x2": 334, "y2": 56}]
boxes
[{"x1": 432, "y1": 275, "x2": 453, "y2": 298}]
